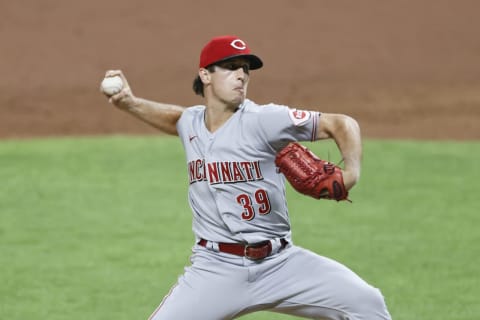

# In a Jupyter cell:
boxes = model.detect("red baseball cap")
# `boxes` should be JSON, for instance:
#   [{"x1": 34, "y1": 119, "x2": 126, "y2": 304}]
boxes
[{"x1": 199, "y1": 35, "x2": 263, "y2": 70}]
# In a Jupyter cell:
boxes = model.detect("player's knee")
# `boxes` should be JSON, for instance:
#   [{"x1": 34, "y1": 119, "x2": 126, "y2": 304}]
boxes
[{"x1": 351, "y1": 285, "x2": 391, "y2": 320}]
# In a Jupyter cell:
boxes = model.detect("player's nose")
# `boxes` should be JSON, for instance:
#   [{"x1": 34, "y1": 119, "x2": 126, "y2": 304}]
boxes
[{"x1": 234, "y1": 68, "x2": 248, "y2": 82}]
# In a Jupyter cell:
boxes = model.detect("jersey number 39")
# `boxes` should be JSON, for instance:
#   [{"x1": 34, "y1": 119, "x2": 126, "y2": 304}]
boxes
[{"x1": 236, "y1": 189, "x2": 271, "y2": 221}]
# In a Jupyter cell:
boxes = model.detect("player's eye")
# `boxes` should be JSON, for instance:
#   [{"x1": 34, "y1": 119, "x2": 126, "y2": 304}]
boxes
[
  {"x1": 219, "y1": 61, "x2": 250, "y2": 74},
  {"x1": 241, "y1": 64, "x2": 250, "y2": 74}
]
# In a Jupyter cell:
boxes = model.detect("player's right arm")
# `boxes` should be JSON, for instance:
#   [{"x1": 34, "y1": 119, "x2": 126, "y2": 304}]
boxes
[{"x1": 100, "y1": 70, "x2": 185, "y2": 135}]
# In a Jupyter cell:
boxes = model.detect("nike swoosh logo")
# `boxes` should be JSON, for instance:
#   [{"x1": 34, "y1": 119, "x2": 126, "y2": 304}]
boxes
[{"x1": 189, "y1": 135, "x2": 197, "y2": 142}]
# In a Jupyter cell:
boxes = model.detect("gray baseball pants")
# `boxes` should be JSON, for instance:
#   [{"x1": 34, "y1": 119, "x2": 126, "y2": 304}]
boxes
[{"x1": 148, "y1": 244, "x2": 392, "y2": 320}]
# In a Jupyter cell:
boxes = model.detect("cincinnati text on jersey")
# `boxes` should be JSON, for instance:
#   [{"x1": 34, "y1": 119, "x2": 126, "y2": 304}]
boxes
[{"x1": 188, "y1": 159, "x2": 264, "y2": 184}]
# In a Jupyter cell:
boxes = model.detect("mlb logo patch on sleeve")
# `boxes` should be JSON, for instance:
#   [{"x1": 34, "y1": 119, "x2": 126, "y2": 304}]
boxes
[{"x1": 288, "y1": 109, "x2": 311, "y2": 126}]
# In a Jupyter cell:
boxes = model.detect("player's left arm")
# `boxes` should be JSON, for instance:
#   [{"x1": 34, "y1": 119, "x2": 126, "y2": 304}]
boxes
[{"x1": 316, "y1": 113, "x2": 362, "y2": 191}]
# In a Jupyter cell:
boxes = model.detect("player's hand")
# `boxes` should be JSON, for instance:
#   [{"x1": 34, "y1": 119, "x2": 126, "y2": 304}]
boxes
[{"x1": 101, "y1": 70, "x2": 138, "y2": 111}]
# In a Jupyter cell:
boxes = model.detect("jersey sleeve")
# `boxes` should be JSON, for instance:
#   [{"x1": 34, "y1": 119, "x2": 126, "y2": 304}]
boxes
[
  {"x1": 176, "y1": 105, "x2": 204, "y2": 142},
  {"x1": 176, "y1": 108, "x2": 189, "y2": 141},
  {"x1": 256, "y1": 104, "x2": 319, "y2": 150}
]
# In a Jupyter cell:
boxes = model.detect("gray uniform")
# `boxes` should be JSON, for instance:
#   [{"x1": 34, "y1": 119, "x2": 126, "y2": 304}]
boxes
[{"x1": 149, "y1": 99, "x2": 391, "y2": 320}]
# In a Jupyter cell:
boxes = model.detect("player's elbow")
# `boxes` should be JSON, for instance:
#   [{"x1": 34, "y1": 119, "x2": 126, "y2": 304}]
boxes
[
  {"x1": 339, "y1": 115, "x2": 360, "y2": 137},
  {"x1": 318, "y1": 113, "x2": 361, "y2": 140}
]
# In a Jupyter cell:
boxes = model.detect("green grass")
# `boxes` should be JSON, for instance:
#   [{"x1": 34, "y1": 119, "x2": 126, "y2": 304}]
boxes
[{"x1": 0, "y1": 136, "x2": 478, "y2": 320}]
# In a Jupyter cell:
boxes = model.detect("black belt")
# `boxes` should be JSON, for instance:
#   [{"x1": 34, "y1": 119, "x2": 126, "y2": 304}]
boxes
[{"x1": 198, "y1": 238, "x2": 288, "y2": 260}]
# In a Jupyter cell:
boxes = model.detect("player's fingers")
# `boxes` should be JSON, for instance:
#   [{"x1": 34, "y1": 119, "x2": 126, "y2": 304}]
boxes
[
  {"x1": 105, "y1": 69, "x2": 122, "y2": 77},
  {"x1": 105, "y1": 70, "x2": 127, "y2": 84},
  {"x1": 105, "y1": 70, "x2": 131, "y2": 91},
  {"x1": 110, "y1": 89, "x2": 125, "y2": 102},
  {"x1": 117, "y1": 72, "x2": 131, "y2": 89},
  {"x1": 110, "y1": 87, "x2": 133, "y2": 106}
]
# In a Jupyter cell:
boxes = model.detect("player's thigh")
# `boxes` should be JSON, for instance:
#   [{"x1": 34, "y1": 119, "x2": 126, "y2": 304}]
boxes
[
  {"x1": 149, "y1": 249, "x2": 250, "y2": 320},
  {"x1": 264, "y1": 246, "x2": 390, "y2": 320}
]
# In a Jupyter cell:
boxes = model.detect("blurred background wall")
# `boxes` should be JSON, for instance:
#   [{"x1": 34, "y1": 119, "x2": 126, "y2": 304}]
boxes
[{"x1": 1, "y1": 0, "x2": 479, "y2": 139}]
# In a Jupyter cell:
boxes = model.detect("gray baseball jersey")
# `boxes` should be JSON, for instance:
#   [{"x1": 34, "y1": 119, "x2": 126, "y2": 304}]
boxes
[
  {"x1": 149, "y1": 99, "x2": 391, "y2": 320},
  {"x1": 177, "y1": 99, "x2": 318, "y2": 244}
]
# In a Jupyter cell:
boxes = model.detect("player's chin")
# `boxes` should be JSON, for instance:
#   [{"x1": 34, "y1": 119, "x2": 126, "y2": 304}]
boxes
[{"x1": 229, "y1": 94, "x2": 245, "y2": 107}]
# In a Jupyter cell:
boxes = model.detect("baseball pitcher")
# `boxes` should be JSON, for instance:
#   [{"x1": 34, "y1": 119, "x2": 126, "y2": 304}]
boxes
[{"x1": 101, "y1": 35, "x2": 392, "y2": 320}]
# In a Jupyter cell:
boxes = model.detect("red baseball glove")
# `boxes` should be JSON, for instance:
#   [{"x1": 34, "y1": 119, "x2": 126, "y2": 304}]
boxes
[{"x1": 275, "y1": 142, "x2": 350, "y2": 201}]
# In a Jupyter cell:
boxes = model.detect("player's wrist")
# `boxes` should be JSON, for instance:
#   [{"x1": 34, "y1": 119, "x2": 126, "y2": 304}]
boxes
[
  {"x1": 342, "y1": 169, "x2": 359, "y2": 191},
  {"x1": 118, "y1": 95, "x2": 141, "y2": 113}
]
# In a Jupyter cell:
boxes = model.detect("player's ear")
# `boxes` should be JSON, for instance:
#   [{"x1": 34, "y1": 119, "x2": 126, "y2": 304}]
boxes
[{"x1": 199, "y1": 68, "x2": 211, "y2": 84}]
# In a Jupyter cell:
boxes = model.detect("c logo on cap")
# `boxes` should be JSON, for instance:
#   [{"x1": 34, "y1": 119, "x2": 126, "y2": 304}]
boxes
[{"x1": 230, "y1": 39, "x2": 247, "y2": 50}]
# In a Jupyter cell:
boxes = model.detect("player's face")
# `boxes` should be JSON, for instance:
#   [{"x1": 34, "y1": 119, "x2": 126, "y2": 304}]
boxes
[{"x1": 209, "y1": 58, "x2": 250, "y2": 107}]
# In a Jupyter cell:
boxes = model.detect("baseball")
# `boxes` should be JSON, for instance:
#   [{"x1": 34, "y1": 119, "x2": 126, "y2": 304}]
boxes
[{"x1": 101, "y1": 76, "x2": 124, "y2": 96}]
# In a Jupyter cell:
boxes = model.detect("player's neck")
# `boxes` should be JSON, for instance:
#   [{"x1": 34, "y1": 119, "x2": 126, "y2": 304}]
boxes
[{"x1": 204, "y1": 100, "x2": 240, "y2": 133}]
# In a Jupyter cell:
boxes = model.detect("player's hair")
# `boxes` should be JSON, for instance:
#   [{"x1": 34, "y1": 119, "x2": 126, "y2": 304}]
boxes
[{"x1": 193, "y1": 65, "x2": 216, "y2": 97}]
